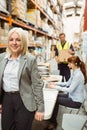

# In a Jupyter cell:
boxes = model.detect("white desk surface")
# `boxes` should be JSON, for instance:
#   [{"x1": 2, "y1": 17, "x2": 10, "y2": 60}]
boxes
[
  {"x1": 43, "y1": 87, "x2": 58, "y2": 120},
  {"x1": 43, "y1": 75, "x2": 62, "y2": 120}
]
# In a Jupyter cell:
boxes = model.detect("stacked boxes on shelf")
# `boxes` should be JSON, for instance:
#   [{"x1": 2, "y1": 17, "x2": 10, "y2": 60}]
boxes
[
  {"x1": 35, "y1": 36, "x2": 46, "y2": 60},
  {"x1": 36, "y1": 0, "x2": 47, "y2": 10},
  {"x1": 0, "y1": 0, "x2": 63, "y2": 59},
  {"x1": 38, "y1": 62, "x2": 50, "y2": 76},
  {"x1": 1, "y1": 0, "x2": 62, "y2": 38},
  {"x1": 54, "y1": 14, "x2": 59, "y2": 26},
  {"x1": 26, "y1": 30, "x2": 35, "y2": 47},
  {"x1": 0, "y1": 22, "x2": 9, "y2": 44},
  {"x1": 47, "y1": 1, "x2": 54, "y2": 19},
  {"x1": 26, "y1": 9, "x2": 42, "y2": 28},
  {"x1": 0, "y1": 0, "x2": 9, "y2": 14},
  {"x1": 26, "y1": 8, "x2": 37, "y2": 26},
  {"x1": 42, "y1": 0, "x2": 47, "y2": 10},
  {"x1": 36, "y1": 10, "x2": 42, "y2": 28},
  {"x1": 11, "y1": 0, "x2": 27, "y2": 20}
]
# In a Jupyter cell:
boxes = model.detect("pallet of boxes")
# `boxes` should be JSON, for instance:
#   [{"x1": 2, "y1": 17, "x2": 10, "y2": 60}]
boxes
[{"x1": 11, "y1": 0, "x2": 27, "y2": 21}]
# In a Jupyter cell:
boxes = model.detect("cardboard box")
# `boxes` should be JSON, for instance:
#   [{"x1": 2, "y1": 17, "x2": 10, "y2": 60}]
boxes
[
  {"x1": 26, "y1": 9, "x2": 37, "y2": 25},
  {"x1": 59, "y1": 49, "x2": 72, "y2": 62},
  {"x1": 11, "y1": 0, "x2": 27, "y2": 20}
]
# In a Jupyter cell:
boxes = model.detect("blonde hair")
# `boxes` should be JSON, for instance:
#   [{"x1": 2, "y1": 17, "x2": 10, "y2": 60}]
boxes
[{"x1": 6, "y1": 27, "x2": 28, "y2": 55}]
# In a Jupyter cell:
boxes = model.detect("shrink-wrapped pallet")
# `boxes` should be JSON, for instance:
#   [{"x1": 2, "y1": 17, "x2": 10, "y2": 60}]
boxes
[
  {"x1": 26, "y1": 9, "x2": 37, "y2": 26},
  {"x1": 11, "y1": 0, "x2": 27, "y2": 20},
  {"x1": 0, "y1": 0, "x2": 9, "y2": 14}
]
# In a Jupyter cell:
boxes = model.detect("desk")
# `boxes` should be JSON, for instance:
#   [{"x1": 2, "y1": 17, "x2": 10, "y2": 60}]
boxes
[
  {"x1": 43, "y1": 87, "x2": 58, "y2": 120},
  {"x1": 43, "y1": 75, "x2": 62, "y2": 120},
  {"x1": 42, "y1": 75, "x2": 62, "y2": 82}
]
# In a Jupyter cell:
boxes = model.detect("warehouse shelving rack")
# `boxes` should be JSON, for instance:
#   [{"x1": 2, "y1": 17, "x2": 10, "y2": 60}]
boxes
[{"x1": 0, "y1": 0, "x2": 62, "y2": 49}]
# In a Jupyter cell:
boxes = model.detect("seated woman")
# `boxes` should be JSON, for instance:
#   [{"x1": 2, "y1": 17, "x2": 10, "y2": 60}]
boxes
[{"x1": 44, "y1": 56, "x2": 87, "y2": 130}]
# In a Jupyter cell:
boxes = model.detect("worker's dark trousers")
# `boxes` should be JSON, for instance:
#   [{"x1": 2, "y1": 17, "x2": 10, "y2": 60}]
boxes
[
  {"x1": 58, "y1": 63, "x2": 70, "y2": 81},
  {"x1": 1, "y1": 92, "x2": 35, "y2": 130}
]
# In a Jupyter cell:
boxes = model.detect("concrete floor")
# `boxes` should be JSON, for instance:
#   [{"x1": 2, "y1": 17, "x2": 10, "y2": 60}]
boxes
[{"x1": 31, "y1": 105, "x2": 86, "y2": 130}]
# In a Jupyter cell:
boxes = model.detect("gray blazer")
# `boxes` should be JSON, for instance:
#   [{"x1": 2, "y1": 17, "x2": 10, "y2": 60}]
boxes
[{"x1": 0, "y1": 52, "x2": 44, "y2": 112}]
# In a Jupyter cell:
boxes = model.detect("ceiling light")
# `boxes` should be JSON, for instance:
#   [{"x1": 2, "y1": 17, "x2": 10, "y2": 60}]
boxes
[{"x1": 63, "y1": 2, "x2": 75, "y2": 8}]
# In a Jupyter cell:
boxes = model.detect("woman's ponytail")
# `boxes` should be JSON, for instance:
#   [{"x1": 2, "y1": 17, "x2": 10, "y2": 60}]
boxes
[{"x1": 80, "y1": 61, "x2": 87, "y2": 84}]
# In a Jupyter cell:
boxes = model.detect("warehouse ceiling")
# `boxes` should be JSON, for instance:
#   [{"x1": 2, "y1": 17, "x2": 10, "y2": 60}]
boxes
[{"x1": 59, "y1": 0, "x2": 84, "y2": 17}]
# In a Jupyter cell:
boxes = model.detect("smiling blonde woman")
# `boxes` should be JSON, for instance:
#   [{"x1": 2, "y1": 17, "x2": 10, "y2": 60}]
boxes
[{"x1": 0, "y1": 27, "x2": 44, "y2": 130}]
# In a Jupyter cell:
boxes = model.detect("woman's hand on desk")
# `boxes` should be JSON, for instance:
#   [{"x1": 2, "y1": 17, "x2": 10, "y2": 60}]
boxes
[
  {"x1": 48, "y1": 82, "x2": 56, "y2": 88},
  {"x1": 48, "y1": 83, "x2": 62, "y2": 91},
  {"x1": 48, "y1": 82, "x2": 59, "y2": 89}
]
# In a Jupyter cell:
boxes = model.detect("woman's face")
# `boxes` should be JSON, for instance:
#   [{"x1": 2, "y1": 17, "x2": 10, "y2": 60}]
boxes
[
  {"x1": 9, "y1": 32, "x2": 22, "y2": 56},
  {"x1": 68, "y1": 62, "x2": 75, "y2": 69}
]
